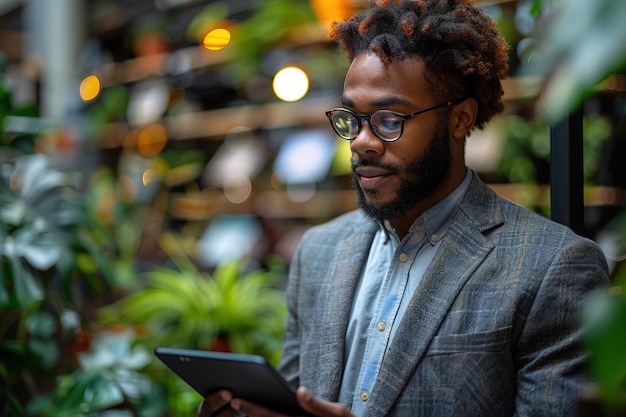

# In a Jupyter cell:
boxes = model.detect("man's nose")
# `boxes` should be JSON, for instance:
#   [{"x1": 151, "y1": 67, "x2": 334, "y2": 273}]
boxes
[{"x1": 350, "y1": 121, "x2": 384, "y2": 156}]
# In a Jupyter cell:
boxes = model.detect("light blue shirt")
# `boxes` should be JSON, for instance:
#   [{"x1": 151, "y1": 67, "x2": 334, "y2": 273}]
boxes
[{"x1": 338, "y1": 169, "x2": 473, "y2": 415}]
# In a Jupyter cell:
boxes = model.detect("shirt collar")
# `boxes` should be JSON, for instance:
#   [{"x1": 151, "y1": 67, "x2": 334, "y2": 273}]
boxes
[{"x1": 381, "y1": 168, "x2": 473, "y2": 245}]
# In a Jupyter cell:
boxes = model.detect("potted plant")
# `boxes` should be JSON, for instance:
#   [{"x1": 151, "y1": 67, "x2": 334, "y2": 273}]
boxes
[
  {"x1": 98, "y1": 232, "x2": 288, "y2": 415},
  {"x1": 100, "y1": 232, "x2": 287, "y2": 359}
]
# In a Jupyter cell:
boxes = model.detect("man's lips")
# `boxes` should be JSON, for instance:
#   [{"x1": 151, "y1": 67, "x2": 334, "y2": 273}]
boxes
[
  {"x1": 354, "y1": 166, "x2": 395, "y2": 189},
  {"x1": 354, "y1": 167, "x2": 394, "y2": 178}
]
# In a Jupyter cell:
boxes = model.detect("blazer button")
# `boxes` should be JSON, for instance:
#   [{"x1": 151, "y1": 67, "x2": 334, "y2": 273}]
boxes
[{"x1": 360, "y1": 391, "x2": 369, "y2": 401}]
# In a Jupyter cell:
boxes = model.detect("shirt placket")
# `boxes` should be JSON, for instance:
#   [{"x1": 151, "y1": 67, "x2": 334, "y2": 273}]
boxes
[{"x1": 352, "y1": 234, "x2": 420, "y2": 413}]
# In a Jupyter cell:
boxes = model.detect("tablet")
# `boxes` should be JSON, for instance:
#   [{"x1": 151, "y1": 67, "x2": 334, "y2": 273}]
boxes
[{"x1": 154, "y1": 347, "x2": 311, "y2": 416}]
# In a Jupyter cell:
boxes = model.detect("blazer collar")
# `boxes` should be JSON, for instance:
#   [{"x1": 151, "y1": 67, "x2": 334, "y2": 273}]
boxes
[{"x1": 364, "y1": 175, "x2": 504, "y2": 417}]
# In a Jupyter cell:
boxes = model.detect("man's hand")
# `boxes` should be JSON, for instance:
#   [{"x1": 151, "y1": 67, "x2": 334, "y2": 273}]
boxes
[
  {"x1": 197, "y1": 387, "x2": 356, "y2": 417},
  {"x1": 197, "y1": 390, "x2": 242, "y2": 417}
]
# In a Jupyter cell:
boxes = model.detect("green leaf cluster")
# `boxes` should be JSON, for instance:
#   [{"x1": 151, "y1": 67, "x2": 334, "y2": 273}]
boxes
[
  {"x1": 582, "y1": 282, "x2": 626, "y2": 413},
  {"x1": 27, "y1": 330, "x2": 165, "y2": 417},
  {"x1": 520, "y1": 0, "x2": 626, "y2": 121},
  {"x1": 100, "y1": 233, "x2": 287, "y2": 365}
]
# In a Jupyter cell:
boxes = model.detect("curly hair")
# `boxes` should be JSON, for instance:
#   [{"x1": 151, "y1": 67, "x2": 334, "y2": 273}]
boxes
[{"x1": 327, "y1": 0, "x2": 510, "y2": 129}]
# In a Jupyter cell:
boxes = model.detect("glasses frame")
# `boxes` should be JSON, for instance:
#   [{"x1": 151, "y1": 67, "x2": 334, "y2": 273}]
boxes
[{"x1": 325, "y1": 99, "x2": 463, "y2": 142}]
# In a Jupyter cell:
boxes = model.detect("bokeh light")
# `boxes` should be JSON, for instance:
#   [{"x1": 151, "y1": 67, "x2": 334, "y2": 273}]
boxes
[
  {"x1": 203, "y1": 28, "x2": 231, "y2": 51},
  {"x1": 223, "y1": 175, "x2": 252, "y2": 204},
  {"x1": 137, "y1": 124, "x2": 167, "y2": 157},
  {"x1": 272, "y1": 66, "x2": 309, "y2": 102},
  {"x1": 79, "y1": 74, "x2": 101, "y2": 101},
  {"x1": 142, "y1": 169, "x2": 159, "y2": 186}
]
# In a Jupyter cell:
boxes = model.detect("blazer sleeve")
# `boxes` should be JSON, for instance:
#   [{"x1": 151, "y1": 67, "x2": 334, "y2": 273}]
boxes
[
  {"x1": 276, "y1": 230, "x2": 305, "y2": 386},
  {"x1": 512, "y1": 235, "x2": 609, "y2": 416}
]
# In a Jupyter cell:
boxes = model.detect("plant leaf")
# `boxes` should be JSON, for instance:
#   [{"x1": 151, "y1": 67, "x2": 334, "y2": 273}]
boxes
[{"x1": 8, "y1": 255, "x2": 43, "y2": 306}]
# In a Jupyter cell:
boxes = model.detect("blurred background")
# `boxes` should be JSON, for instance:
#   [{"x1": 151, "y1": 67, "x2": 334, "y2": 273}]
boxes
[{"x1": 1, "y1": 0, "x2": 625, "y2": 416}]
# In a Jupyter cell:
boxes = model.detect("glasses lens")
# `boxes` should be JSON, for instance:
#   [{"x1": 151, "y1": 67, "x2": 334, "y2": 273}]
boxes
[
  {"x1": 331, "y1": 111, "x2": 359, "y2": 139},
  {"x1": 371, "y1": 111, "x2": 403, "y2": 140}
]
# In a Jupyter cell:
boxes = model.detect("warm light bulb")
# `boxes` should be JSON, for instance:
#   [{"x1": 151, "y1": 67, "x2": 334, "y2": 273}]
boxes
[
  {"x1": 80, "y1": 75, "x2": 101, "y2": 101},
  {"x1": 203, "y1": 28, "x2": 231, "y2": 51},
  {"x1": 137, "y1": 124, "x2": 167, "y2": 157},
  {"x1": 272, "y1": 66, "x2": 309, "y2": 102}
]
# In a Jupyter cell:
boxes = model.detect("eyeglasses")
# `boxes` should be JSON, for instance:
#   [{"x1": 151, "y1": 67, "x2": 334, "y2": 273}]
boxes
[{"x1": 325, "y1": 100, "x2": 461, "y2": 142}]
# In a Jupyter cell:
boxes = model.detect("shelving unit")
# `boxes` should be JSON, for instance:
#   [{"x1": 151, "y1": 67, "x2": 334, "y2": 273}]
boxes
[{"x1": 1, "y1": 0, "x2": 623, "y2": 241}]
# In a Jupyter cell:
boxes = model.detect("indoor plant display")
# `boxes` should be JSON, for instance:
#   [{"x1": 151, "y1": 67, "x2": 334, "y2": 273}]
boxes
[
  {"x1": 99, "y1": 232, "x2": 288, "y2": 364},
  {"x1": 0, "y1": 153, "x2": 118, "y2": 416}
]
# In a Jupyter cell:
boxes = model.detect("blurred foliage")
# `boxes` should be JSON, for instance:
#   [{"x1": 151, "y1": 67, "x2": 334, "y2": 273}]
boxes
[
  {"x1": 100, "y1": 233, "x2": 287, "y2": 367},
  {"x1": 520, "y1": 0, "x2": 626, "y2": 122},
  {"x1": 27, "y1": 330, "x2": 163, "y2": 417},
  {"x1": 520, "y1": 0, "x2": 626, "y2": 410},
  {"x1": 0, "y1": 74, "x2": 138, "y2": 415},
  {"x1": 583, "y1": 283, "x2": 626, "y2": 413},
  {"x1": 188, "y1": 0, "x2": 317, "y2": 85},
  {"x1": 495, "y1": 113, "x2": 611, "y2": 184}
]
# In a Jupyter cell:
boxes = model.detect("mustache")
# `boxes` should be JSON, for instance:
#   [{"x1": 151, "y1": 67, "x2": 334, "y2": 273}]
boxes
[{"x1": 351, "y1": 158, "x2": 399, "y2": 173}]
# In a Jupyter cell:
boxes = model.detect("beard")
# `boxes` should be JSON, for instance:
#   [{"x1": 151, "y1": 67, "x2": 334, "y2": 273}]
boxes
[{"x1": 352, "y1": 124, "x2": 452, "y2": 223}]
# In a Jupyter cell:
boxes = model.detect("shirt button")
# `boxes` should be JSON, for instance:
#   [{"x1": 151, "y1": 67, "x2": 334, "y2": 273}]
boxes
[
  {"x1": 398, "y1": 253, "x2": 408, "y2": 262},
  {"x1": 360, "y1": 391, "x2": 369, "y2": 401},
  {"x1": 376, "y1": 321, "x2": 386, "y2": 331}
]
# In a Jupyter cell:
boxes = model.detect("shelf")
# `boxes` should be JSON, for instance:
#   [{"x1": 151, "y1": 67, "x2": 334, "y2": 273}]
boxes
[
  {"x1": 99, "y1": 94, "x2": 336, "y2": 148},
  {"x1": 98, "y1": 75, "x2": 552, "y2": 148},
  {"x1": 169, "y1": 188, "x2": 358, "y2": 220},
  {"x1": 168, "y1": 185, "x2": 624, "y2": 221}
]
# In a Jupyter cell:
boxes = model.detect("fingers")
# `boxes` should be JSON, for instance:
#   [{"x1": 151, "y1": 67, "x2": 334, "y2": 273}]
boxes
[
  {"x1": 198, "y1": 387, "x2": 355, "y2": 417},
  {"x1": 198, "y1": 390, "x2": 235, "y2": 417},
  {"x1": 228, "y1": 398, "x2": 285, "y2": 417},
  {"x1": 296, "y1": 387, "x2": 355, "y2": 417}
]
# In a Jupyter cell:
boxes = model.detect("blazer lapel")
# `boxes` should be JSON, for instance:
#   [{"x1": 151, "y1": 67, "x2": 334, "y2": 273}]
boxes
[
  {"x1": 315, "y1": 218, "x2": 377, "y2": 401},
  {"x1": 364, "y1": 177, "x2": 504, "y2": 417}
]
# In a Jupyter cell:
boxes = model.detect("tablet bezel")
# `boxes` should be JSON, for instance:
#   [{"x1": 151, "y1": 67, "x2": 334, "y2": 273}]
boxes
[{"x1": 154, "y1": 347, "x2": 311, "y2": 416}]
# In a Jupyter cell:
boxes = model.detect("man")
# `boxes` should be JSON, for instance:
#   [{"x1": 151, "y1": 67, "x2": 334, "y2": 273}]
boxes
[{"x1": 199, "y1": 0, "x2": 609, "y2": 415}]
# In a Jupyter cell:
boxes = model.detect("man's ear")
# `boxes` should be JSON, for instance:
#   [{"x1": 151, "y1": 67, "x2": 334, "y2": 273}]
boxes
[{"x1": 449, "y1": 98, "x2": 477, "y2": 140}]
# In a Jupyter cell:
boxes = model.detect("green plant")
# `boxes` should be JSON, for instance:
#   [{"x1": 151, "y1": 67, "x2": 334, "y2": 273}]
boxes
[
  {"x1": 581, "y1": 214, "x2": 626, "y2": 413},
  {"x1": 495, "y1": 113, "x2": 611, "y2": 184},
  {"x1": 187, "y1": 0, "x2": 318, "y2": 86},
  {"x1": 0, "y1": 153, "x2": 112, "y2": 416},
  {"x1": 98, "y1": 233, "x2": 287, "y2": 416},
  {"x1": 27, "y1": 329, "x2": 166, "y2": 417},
  {"x1": 520, "y1": 0, "x2": 626, "y2": 412},
  {"x1": 100, "y1": 233, "x2": 287, "y2": 363},
  {"x1": 0, "y1": 75, "x2": 129, "y2": 416},
  {"x1": 522, "y1": 0, "x2": 626, "y2": 122}
]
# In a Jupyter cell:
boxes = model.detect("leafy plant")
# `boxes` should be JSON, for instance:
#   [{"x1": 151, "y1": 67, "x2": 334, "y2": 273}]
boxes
[
  {"x1": 27, "y1": 329, "x2": 165, "y2": 417},
  {"x1": 520, "y1": 0, "x2": 626, "y2": 412},
  {"x1": 0, "y1": 77, "x2": 124, "y2": 415},
  {"x1": 522, "y1": 0, "x2": 626, "y2": 122},
  {"x1": 495, "y1": 113, "x2": 611, "y2": 184},
  {"x1": 99, "y1": 233, "x2": 287, "y2": 365}
]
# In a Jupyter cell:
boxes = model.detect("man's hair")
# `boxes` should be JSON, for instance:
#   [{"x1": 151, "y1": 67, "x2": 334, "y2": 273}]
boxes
[{"x1": 328, "y1": 0, "x2": 509, "y2": 129}]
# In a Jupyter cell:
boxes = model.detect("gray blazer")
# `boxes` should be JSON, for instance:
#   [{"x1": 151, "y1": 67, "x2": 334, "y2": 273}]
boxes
[{"x1": 277, "y1": 174, "x2": 609, "y2": 417}]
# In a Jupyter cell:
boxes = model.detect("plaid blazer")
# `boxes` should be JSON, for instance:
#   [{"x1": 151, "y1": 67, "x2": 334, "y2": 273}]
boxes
[{"x1": 278, "y1": 173, "x2": 609, "y2": 417}]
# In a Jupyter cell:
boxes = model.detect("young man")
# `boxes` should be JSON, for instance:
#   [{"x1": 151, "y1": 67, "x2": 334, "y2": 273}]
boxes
[{"x1": 199, "y1": 0, "x2": 609, "y2": 416}]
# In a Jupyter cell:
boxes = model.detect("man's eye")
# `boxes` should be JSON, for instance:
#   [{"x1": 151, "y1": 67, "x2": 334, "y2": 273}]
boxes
[{"x1": 375, "y1": 114, "x2": 402, "y2": 132}]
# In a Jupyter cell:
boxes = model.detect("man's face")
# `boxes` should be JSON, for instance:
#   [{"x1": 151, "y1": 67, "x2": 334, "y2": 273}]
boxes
[{"x1": 342, "y1": 53, "x2": 453, "y2": 223}]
